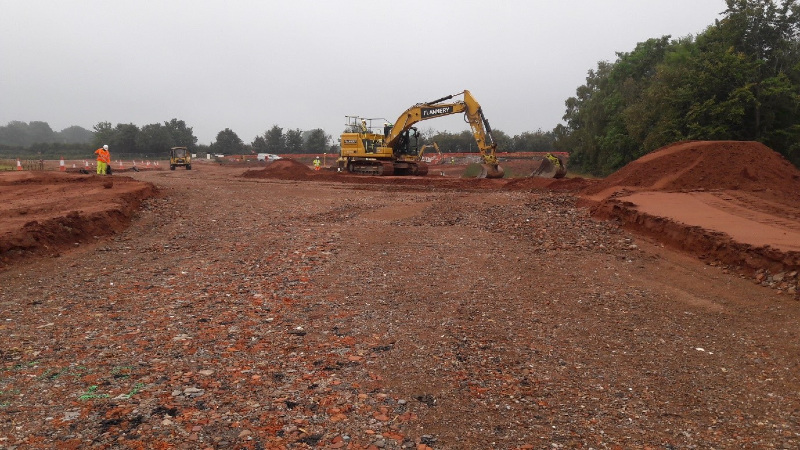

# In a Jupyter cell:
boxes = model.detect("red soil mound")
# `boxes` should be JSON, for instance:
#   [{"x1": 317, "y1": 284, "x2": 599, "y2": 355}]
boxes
[
  {"x1": 242, "y1": 158, "x2": 342, "y2": 181},
  {"x1": 254, "y1": 158, "x2": 312, "y2": 174},
  {"x1": 582, "y1": 140, "x2": 800, "y2": 202},
  {"x1": 581, "y1": 141, "x2": 800, "y2": 274}
]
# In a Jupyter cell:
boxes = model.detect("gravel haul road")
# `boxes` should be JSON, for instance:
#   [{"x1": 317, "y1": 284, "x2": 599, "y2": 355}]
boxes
[{"x1": 2, "y1": 151, "x2": 800, "y2": 449}]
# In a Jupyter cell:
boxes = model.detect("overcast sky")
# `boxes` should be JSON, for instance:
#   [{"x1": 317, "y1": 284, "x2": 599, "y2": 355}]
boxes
[{"x1": 1, "y1": 0, "x2": 726, "y2": 145}]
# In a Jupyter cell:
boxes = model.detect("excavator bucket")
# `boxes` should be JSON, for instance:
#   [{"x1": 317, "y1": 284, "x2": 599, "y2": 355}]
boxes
[
  {"x1": 532, "y1": 157, "x2": 567, "y2": 179},
  {"x1": 478, "y1": 164, "x2": 505, "y2": 179}
]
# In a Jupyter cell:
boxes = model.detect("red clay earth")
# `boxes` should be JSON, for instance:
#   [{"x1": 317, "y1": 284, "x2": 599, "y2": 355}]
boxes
[
  {"x1": 0, "y1": 171, "x2": 156, "y2": 269},
  {"x1": 582, "y1": 141, "x2": 800, "y2": 275},
  {"x1": 2, "y1": 144, "x2": 800, "y2": 449},
  {"x1": 242, "y1": 158, "x2": 590, "y2": 193}
]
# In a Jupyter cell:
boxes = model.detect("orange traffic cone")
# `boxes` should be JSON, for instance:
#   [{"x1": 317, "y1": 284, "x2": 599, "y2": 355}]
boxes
[
  {"x1": 59, "y1": 157, "x2": 66, "y2": 171},
  {"x1": 16, "y1": 158, "x2": 22, "y2": 170}
]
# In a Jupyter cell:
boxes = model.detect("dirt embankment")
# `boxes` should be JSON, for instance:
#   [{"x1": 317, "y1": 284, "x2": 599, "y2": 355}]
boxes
[
  {"x1": 0, "y1": 171, "x2": 156, "y2": 269},
  {"x1": 581, "y1": 141, "x2": 800, "y2": 276}
]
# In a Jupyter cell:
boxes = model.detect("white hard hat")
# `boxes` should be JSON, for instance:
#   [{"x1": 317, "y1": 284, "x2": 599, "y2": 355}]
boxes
[{"x1": 103, "y1": 145, "x2": 108, "y2": 150}]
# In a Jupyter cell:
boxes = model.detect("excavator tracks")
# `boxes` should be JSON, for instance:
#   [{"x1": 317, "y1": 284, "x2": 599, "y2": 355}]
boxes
[
  {"x1": 347, "y1": 160, "x2": 430, "y2": 176},
  {"x1": 348, "y1": 161, "x2": 395, "y2": 176}
]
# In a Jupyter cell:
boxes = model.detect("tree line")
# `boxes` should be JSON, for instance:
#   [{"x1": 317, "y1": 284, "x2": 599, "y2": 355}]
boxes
[
  {"x1": 0, "y1": 121, "x2": 96, "y2": 158},
  {"x1": 0, "y1": 117, "x2": 560, "y2": 160},
  {"x1": 419, "y1": 129, "x2": 555, "y2": 154},
  {"x1": 0, "y1": 120, "x2": 343, "y2": 159},
  {"x1": 212, "y1": 125, "x2": 336, "y2": 155},
  {"x1": 0, "y1": 119, "x2": 200, "y2": 159},
  {"x1": 91, "y1": 119, "x2": 198, "y2": 157},
  {"x1": 554, "y1": 0, "x2": 800, "y2": 175},
  {"x1": 0, "y1": 121, "x2": 93, "y2": 146}
]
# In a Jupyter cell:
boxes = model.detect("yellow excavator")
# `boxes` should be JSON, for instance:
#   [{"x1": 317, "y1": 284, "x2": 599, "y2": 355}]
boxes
[
  {"x1": 419, "y1": 142, "x2": 443, "y2": 164},
  {"x1": 338, "y1": 90, "x2": 504, "y2": 178}
]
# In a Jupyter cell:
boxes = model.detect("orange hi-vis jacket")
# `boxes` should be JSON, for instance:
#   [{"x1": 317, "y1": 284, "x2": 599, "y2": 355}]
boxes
[{"x1": 95, "y1": 148, "x2": 111, "y2": 164}]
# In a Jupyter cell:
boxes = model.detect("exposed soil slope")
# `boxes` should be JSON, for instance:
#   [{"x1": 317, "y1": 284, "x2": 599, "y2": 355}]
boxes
[
  {"x1": 0, "y1": 171, "x2": 156, "y2": 269},
  {"x1": 581, "y1": 141, "x2": 800, "y2": 275},
  {"x1": 582, "y1": 140, "x2": 800, "y2": 202}
]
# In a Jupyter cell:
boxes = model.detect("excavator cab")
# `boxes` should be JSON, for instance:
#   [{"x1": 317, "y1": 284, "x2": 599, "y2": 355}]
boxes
[{"x1": 395, "y1": 128, "x2": 421, "y2": 158}]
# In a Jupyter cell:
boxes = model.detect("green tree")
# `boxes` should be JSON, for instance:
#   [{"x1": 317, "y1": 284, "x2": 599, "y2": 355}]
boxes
[
  {"x1": 558, "y1": 60, "x2": 617, "y2": 174},
  {"x1": 27, "y1": 121, "x2": 56, "y2": 144},
  {"x1": 92, "y1": 121, "x2": 116, "y2": 149},
  {"x1": 213, "y1": 128, "x2": 243, "y2": 154},
  {"x1": 285, "y1": 128, "x2": 304, "y2": 153},
  {"x1": 263, "y1": 125, "x2": 285, "y2": 154},
  {"x1": 303, "y1": 128, "x2": 329, "y2": 154},
  {"x1": 137, "y1": 123, "x2": 174, "y2": 155},
  {"x1": 0, "y1": 120, "x2": 57, "y2": 146},
  {"x1": 555, "y1": 0, "x2": 800, "y2": 173},
  {"x1": 57, "y1": 125, "x2": 93, "y2": 144},
  {"x1": 512, "y1": 130, "x2": 556, "y2": 153},
  {"x1": 110, "y1": 124, "x2": 140, "y2": 155},
  {"x1": 164, "y1": 119, "x2": 198, "y2": 150},
  {"x1": 0, "y1": 121, "x2": 29, "y2": 146},
  {"x1": 426, "y1": 131, "x2": 468, "y2": 153},
  {"x1": 720, "y1": 0, "x2": 800, "y2": 161},
  {"x1": 251, "y1": 135, "x2": 268, "y2": 153}
]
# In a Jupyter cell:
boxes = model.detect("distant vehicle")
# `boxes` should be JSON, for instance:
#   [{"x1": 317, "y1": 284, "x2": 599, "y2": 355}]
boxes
[
  {"x1": 257, "y1": 153, "x2": 282, "y2": 162},
  {"x1": 170, "y1": 147, "x2": 191, "y2": 170}
]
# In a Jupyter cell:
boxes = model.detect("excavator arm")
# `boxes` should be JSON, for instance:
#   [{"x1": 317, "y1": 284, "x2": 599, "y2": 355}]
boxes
[{"x1": 385, "y1": 90, "x2": 503, "y2": 178}]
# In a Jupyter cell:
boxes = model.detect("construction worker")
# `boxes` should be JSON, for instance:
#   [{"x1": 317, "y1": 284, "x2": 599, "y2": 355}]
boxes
[
  {"x1": 313, "y1": 156, "x2": 321, "y2": 171},
  {"x1": 94, "y1": 144, "x2": 111, "y2": 175}
]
